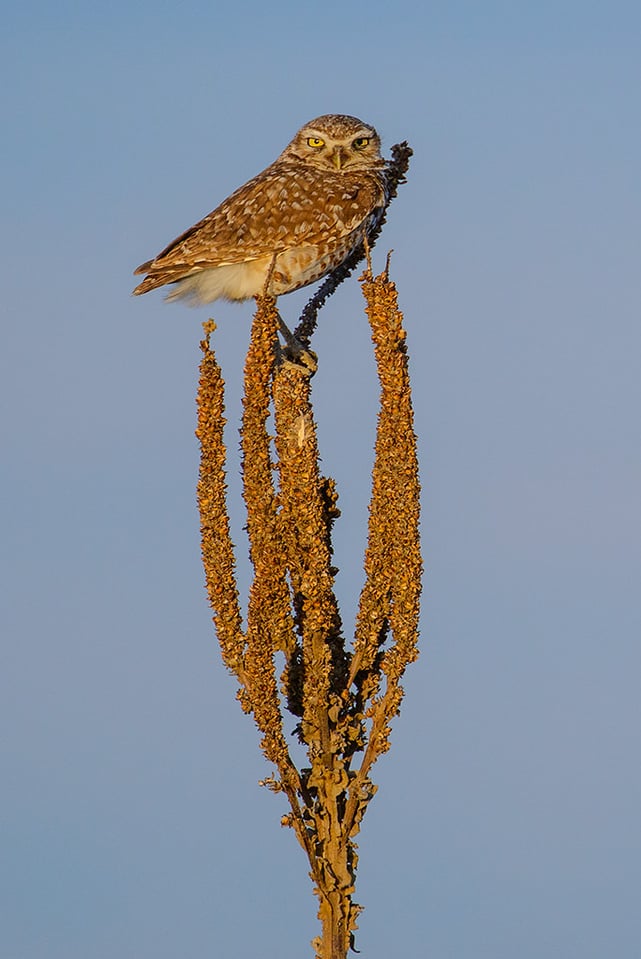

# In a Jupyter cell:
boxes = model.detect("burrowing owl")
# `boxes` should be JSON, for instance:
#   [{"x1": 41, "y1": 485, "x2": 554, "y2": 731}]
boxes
[{"x1": 132, "y1": 114, "x2": 389, "y2": 305}]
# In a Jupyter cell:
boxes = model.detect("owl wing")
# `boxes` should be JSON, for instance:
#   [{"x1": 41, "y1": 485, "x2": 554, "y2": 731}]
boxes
[{"x1": 133, "y1": 164, "x2": 386, "y2": 290}]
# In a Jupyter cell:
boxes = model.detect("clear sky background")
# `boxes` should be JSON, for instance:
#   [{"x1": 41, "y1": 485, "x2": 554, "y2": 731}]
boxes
[{"x1": 2, "y1": 1, "x2": 640, "y2": 957}]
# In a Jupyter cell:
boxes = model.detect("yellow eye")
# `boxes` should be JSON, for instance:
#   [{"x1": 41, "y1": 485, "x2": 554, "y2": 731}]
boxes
[
  {"x1": 307, "y1": 136, "x2": 325, "y2": 148},
  {"x1": 352, "y1": 137, "x2": 370, "y2": 150}
]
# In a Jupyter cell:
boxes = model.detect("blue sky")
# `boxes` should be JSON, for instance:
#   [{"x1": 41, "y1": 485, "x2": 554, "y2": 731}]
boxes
[{"x1": 2, "y1": 2, "x2": 640, "y2": 957}]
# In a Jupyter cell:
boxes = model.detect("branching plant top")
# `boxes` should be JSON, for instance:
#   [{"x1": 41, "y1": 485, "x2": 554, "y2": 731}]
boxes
[{"x1": 195, "y1": 144, "x2": 420, "y2": 959}]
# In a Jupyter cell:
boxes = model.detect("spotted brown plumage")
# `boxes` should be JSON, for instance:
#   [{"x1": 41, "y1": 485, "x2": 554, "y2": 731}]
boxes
[{"x1": 133, "y1": 114, "x2": 389, "y2": 305}]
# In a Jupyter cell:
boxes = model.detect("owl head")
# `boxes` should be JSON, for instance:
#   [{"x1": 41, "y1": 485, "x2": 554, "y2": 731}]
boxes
[{"x1": 279, "y1": 114, "x2": 384, "y2": 172}]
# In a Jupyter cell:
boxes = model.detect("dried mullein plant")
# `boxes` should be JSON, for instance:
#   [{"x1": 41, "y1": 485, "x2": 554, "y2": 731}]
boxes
[{"x1": 196, "y1": 144, "x2": 419, "y2": 959}]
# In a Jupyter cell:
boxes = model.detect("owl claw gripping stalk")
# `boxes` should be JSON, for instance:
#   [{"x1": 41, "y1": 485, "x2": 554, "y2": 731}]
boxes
[{"x1": 136, "y1": 117, "x2": 417, "y2": 959}]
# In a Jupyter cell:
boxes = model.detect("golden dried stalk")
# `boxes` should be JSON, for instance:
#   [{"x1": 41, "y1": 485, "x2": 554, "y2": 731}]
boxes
[
  {"x1": 343, "y1": 267, "x2": 422, "y2": 844},
  {"x1": 271, "y1": 360, "x2": 356, "y2": 957},
  {"x1": 239, "y1": 297, "x2": 306, "y2": 775},
  {"x1": 195, "y1": 323, "x2": 244, "y2": 678}
]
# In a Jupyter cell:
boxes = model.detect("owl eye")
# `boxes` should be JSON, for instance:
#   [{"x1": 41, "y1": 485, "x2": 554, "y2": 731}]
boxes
[
  {"x1": 352, "y1": 137, "x2": 370, "y2": 150},
  {"x1": 306, "y1": 137, "x2": 325, "y2": 148}
]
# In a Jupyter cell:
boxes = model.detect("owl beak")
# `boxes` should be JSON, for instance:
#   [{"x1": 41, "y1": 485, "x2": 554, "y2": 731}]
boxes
[{"x1": 331, "y1": 148, "x2": 347, "y2": 170}]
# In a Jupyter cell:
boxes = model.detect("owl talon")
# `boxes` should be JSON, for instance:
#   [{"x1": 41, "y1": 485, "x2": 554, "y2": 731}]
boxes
[
  {"x1": 276, "y1": 340, "x2": 318, "y2": 377},
  {"x1": 275, "y1": 314, "x2": 318, "y2": 375}
]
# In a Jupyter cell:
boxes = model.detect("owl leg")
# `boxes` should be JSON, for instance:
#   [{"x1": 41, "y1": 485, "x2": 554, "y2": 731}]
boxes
[{"x1": 260, "y1": 258, "x2": 317, "y2": 374}]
